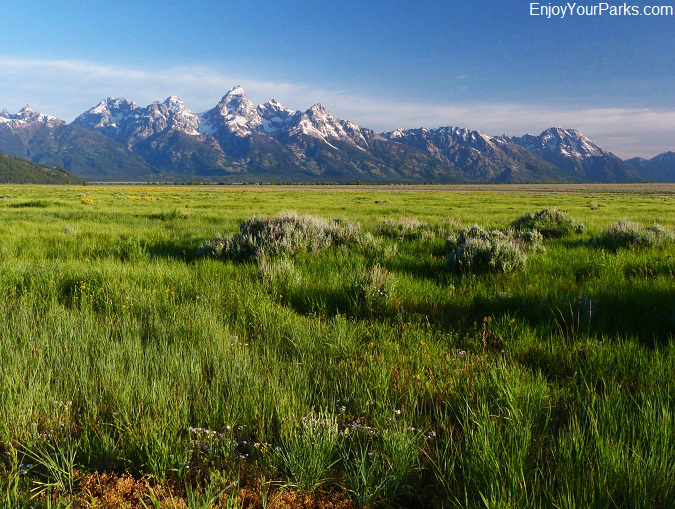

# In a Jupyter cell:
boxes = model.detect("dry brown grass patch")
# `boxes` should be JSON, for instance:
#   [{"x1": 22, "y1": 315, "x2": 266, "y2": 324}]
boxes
[{"x1": 71, "y1": 472, "x2": 355, "y2": 509}]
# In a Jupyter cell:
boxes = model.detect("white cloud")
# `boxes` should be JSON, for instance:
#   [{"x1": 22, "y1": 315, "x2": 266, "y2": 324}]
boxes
[{"x1": 1, "y1": 56, "x2": 674, "y2": 158}]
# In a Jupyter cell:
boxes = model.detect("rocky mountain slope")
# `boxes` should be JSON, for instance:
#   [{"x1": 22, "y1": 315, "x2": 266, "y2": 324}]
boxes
[
  {"x1": 382, "y1": 126, "x2": 570, "y2": 182},
  {"x1": 626, "y1": 152, "x2": 675, "y2": 182},
  {"x1": 509, "y1": 128, "x2": 645, "y2": 182}
]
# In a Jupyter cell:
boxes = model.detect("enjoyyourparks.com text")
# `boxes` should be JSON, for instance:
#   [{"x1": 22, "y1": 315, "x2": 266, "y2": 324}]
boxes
[{"x1": 530, "y1": 2, "x2": 674, "y2": 19}]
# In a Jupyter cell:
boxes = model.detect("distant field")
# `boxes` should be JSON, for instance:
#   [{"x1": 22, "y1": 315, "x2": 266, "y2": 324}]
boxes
[
  {"x1": 83, "y1": 182, "x2": 675, "y2": 194},
  {"x1": 0, "y1": 185, "x2": 673, "y2": 508}
]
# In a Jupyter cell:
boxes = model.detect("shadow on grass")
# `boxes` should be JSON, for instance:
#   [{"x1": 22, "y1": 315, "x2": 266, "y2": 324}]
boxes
[
  {"x1": 472, "y1": 287, "x2": 674, "y2": 346},
  {"x1": 380, "y1": 243, "x2": 449, "y2": 282},
  {"x1": 382, "y1": 257, "x2": 447, "y2": 282},
  {"x1": 277, "y1": 285, "x2": 355, "y2": 318},
  {"x1": 145, "y1": 239, "x2": 202, "y2": 262}
]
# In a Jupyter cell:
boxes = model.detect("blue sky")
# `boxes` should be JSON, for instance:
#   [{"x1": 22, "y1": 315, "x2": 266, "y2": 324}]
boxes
[{"x1": 1, "y1": 0, "x2": 674, "y2": 157}]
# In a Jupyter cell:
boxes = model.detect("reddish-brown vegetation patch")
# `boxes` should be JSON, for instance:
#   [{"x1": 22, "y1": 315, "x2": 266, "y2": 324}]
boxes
[{"x1": 72, "y1": 472, "x2": 355, "y2": 509}]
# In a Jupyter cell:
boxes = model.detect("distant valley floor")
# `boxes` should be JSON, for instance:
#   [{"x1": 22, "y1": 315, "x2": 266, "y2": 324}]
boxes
[{"x1": 74, "y1": 182, "x2": 675, "y2": 195}]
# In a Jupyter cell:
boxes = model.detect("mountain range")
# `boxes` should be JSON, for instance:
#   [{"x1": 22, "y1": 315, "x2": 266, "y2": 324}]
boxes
[{"x1": 0, "y1": 85, "x2": 672, "y2": 183}]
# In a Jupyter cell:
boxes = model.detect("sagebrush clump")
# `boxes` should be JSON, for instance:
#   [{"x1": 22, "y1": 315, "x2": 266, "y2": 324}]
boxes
[
  {"x1": 593, "y1": 219, "x2": 674, "y2": 250},
  {"x1": 512, "y1": 229, "x2": 546, "y2": 253},
  {"x1": 199, "y1": 212, "x2": 363, "y2": 260},
  {"x1": 446, "y1": 226, "x2": 532, "y2": 273},
  {"x1": 511, "y1": 208, "x2": 583, "y2": 238}
]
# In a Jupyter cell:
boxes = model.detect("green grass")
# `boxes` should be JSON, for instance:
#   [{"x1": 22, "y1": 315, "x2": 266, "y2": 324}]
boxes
[{"x1": 0, "y1": 184, "x2": 673, "y2": 508}]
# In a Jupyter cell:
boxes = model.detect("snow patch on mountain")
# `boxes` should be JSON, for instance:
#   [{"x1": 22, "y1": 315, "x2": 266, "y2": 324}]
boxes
[
  {"x1": 258, "y1": 99, "x2": 296, "y2": 134},
  {"x1": 74, "y1": 95, "x2": 201, "y2": 142},
  {"x1": 75, "y1": 97, "x2": 138, "y2": 129},
  {"x1": 285, "y1": 103, "x2": 373, "y2": 151},
  {"x1": 199, "y1": 85, "x2": 262, "y2": 137},
  {"x1": 0, "y1": 105, "x2": 63, "y2": 128},
  {"x1": 514, "y1": 128, "x2": 606, "y2": 159}
]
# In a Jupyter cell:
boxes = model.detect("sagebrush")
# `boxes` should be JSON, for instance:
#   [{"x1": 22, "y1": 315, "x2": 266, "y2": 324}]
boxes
[
  {"x1": 511, "y1": 208, "x2": 583, "y2": 238},
  {"x1": 200, "y1": 211, "x2": 363, "y2": 260}
]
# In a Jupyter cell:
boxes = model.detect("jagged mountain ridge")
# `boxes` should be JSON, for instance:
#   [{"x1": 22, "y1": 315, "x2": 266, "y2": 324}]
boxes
[
  {"x1": 71, "y1": 86, "x2": 458, "y2": 181},
  {"x1": 383, "y1": 126, "x2": 570, "y2": 182},
  {"x1": 0, "y1": 105, "x2": 157, "y2": 181},
  {"x1": 0, "y1": 105, "x2": 63, "y2": 128},
  {"x1": 0, "y1": 87, "x2": 657, "y2": 182},
  {"x1": 626, "y1": 152, "x2": 675, "y2": 183},
  {"x1": 509, "y1": 128, "x2": 645, "y2": 182}
]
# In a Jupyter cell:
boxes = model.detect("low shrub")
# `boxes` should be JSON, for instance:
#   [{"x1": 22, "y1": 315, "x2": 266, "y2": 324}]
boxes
[
  {"x1": 196, "y1": 233, "x2": 228, "y2": 258},
  {"x1": 593, "y1": 219, "x2": 674, "y2": 250},
  {"x1": 511, "y1": 208, "x2": 583, "y2": 238},
  {"x1": 199, "y1": 212, "x2": 362, "y2": 260},
  {"x1": 446, "y1": 226, "x2": 528, "y2": 273},
  {"x1": 511, "y1": 229, "x2": 546, "y2": 253},
  {"x1": 113, "y1": 236, "x2": 147, "y2": 261},
  {"x1": 351, "y1": 264, "x2": 396, "y2": 315}
]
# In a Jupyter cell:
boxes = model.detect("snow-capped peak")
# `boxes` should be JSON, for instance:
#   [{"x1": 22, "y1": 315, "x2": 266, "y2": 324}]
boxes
[
  {"x1": 384, "y1": 126, "x2": 496, "y2": 148},
  {"x1": 258, "y1": 99, "x2": 296, "y2": 134},
  {"x1": 199, "y1": 85, "x2": 261, "y2": 136},
  {"x1": 260, "y1": 98, "x2": 293, "y2": 113},
  {"x1": 89, "y1": 97, "x2": 137, "y2": 114},
  {"x1": 90, "y1": 98, "x2": 114, "y2": 114},
  {"x1": 0, "y1": 105, "x2": 63, "y2": 127},
  {"x1": 509, "y1": 126, "x2": 611, "y2": 174},
  {"x1": 286, "y1": 103, "x2": 371, "y2": 150},
  {"x1": 73, "y1": 95, "x2": 201, "y2": 141},
  {"x1": 308, "y1": 103, "x2": 329, "y2": 115},
  {"x1": 74, "y1": 97, "x2": 138, "y2": 130},
  {"x1": 219, "y1": 85, "x2": 256, "y2": 114},
  {"x1": 164, "y1": 96, "x2": 186, "y2": 109},
  {"x1": 142, "y1": 97, "x2": 200, "y2": 136},
  {"x1": 226, "y1": 84, "x2": 245, "y2": 96},
  {"x1": 542, "y1": 127, "x2": 584, "y2": 140},
  {"x1": 537, "y1": 127, "x2": 604, "y2": 157},
  {"x1": 162, "y1": 96, "x2": 195, "y2": 120}
]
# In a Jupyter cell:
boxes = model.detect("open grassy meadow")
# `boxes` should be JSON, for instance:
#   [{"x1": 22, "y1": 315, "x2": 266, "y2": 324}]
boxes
[{"x1": 0, "y1": 184, "x2": 673, "y2": 508}]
